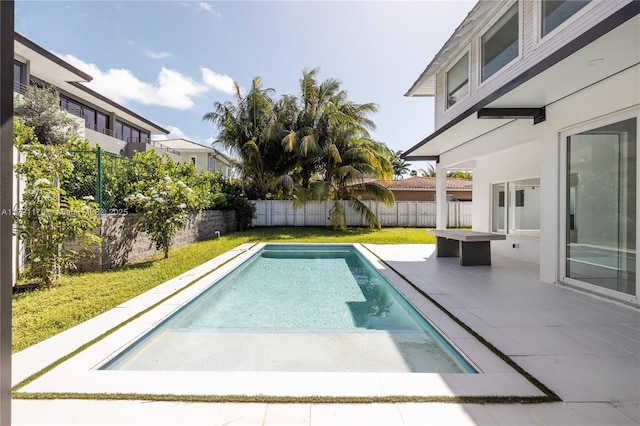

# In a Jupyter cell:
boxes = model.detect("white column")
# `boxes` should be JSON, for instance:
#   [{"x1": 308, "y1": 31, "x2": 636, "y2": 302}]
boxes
[{"x1": 436, "y1": 163, "x2": 448, "y2": 229}]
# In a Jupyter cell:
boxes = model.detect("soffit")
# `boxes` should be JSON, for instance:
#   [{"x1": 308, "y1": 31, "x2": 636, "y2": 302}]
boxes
[
  {"x1": 405, "y1": 1, "x2": 501, "y2": 97},
  {"x1": 404, "y1": 13, "x2": 639, "y2": 159}
]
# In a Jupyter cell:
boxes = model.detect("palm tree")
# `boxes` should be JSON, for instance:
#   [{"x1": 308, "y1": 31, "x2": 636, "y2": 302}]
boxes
[
  {"x1": 295, "y1": 125, "x2": 395, "y2": 231},
  {"x1": 204, "y1": 78, "x2": 292, "y2": 197},
  {"x1": 270, "y1": 68, "x2": 378, "y2": 190},
  {"x1": 391, "y1": 150, "x2": 411, "y2": 179},
  {"x1": 420, "y1": 162, "x2": 437, "y2": 177}
]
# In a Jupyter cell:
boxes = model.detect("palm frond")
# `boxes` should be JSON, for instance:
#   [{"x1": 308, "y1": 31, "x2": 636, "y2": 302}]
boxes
[
  {"x1": 329, "y1": 200, "x2": 347, "y2": 231},
  {"x1": 349, "y1": 197, "x2": 381, "y2": 230}
]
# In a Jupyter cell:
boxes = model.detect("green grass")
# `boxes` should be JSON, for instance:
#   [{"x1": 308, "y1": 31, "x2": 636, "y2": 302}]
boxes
[{"x1": 13, "y1": 227, "x2": 434, "y2": 352}]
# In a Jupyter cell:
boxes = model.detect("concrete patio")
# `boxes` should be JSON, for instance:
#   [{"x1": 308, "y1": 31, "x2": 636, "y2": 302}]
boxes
[{"x1": 11, "y1": 244, "x2": 640, "y2": 425}]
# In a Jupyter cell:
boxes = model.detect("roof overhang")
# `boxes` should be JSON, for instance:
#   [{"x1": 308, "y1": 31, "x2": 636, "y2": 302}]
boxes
[
  {"x1": 403, "y1": 3, "x2": 640, "y2": 160},
  {"x1": 405, "y1": 1, "x2": 501, "y2": 97},
  {"x1": 15, "y1": 32, "x2": 168, "y2": 135}
]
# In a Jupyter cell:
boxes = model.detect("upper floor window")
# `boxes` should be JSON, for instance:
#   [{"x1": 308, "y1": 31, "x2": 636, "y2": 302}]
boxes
[
  {"x1": 446, "y1": 52, "x2": 469, "y2": 108},
  {"x1": 14, "y1": 61, "x2": 26, "y2": 93},
  {"x1": 541, "y1": 0, "x2": 590, "y2": 37},
  {"x1": 481, "y1": 3, "x2": 519, "y2": 82}
]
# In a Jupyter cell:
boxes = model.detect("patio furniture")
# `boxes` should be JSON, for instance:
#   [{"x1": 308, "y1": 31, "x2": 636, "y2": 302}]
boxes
[{"x1": 429, "y1": 229, "x2": 506, "y2": 266}]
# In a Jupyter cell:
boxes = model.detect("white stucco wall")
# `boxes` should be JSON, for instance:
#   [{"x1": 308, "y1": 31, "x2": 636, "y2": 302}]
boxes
[{"x1": 437, "y1": 65, "x2": 640, "y2": 288}]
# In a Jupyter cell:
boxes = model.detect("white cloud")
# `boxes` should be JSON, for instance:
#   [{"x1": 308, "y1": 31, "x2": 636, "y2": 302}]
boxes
[
  {"x1": 198, "y1": 2, "x2": 221, "y2": 17},
  {"x1": 59, "y1": 53, "x2": 234, "y2": 110},
  {"x1": 153, "y1": 126, "x2": 189, "y2": 141},
  {"x1": 145, "y1": 50, "x2": 172, "y2": 60},
  {"x1": 201, "y1": 68, "x2": 236, "y2": 95}
]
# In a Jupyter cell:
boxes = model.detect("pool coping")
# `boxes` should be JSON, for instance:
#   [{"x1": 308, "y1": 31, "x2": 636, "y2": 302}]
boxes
[{"x1": 13, "y1": 243, "x2": 547, "y2": 400}]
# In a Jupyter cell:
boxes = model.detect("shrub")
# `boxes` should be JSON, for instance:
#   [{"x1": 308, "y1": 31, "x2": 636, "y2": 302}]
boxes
[{"x1": 125, "y1": 176, "x2": 198, "y2": 258}]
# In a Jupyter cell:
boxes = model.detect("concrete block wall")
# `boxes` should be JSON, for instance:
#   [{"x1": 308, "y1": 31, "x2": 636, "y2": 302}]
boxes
[{"x1": 68, "y1": 210, "x2": 238, "y2": 272}]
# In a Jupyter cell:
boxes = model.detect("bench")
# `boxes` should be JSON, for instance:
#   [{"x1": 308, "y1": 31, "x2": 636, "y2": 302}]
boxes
[{"x1": 429, "y1": 229, "x2": 506, "y2": 266}]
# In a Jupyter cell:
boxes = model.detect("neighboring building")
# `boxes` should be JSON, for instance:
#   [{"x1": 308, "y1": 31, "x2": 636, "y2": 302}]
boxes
[
  {"x1": 403, "y1": 1, "x2": 639, "y2": 305},
  {"x1": 13, "y1": 32, "x2": 177, "y2": 161},
  {"x1": 362, "y1": 177, "x2": 472, "y2": 201},
  {"x1": 156, "y1": 138, "x2": 235, "y2": 178}
]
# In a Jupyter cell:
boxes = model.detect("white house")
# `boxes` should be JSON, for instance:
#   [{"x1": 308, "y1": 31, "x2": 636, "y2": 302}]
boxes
[
  {"x1": 156, "y1": 138, "x2": 235, "y2": 178},
  {"x1": 403, "y1": 0, "x2": 639, "y2": 305},
  {"x1": 13, "y1": 32, "x2": 177, "y2": 161}
]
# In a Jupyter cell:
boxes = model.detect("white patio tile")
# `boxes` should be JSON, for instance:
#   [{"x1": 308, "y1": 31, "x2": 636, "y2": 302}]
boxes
[
  {"x1": 263, "y1": 403, "x2": 310, "y2": 425},
  {"x1": 214, "y1": 403, "x2": 268, "y2": 425},
  {"x1": 310, "y1": 403, "x2": 404, "y2": 426},
  {"x1": 398, "y1": 403, "x2": 498, "y2": 426}
]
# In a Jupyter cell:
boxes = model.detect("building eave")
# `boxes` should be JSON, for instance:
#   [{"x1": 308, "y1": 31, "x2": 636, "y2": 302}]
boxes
[
  {"x1": 404, "y1": 1, "x2": 500, "y2": 98},
  {"x1": 69, "y1": 82, "x2": 169, "y2": 135},
  {"x1": 15, "y1": 32, "x2": 92, "y2": 82},
  {"x1": 403, "y1": 1, "x2": 640, "y2": 160}
]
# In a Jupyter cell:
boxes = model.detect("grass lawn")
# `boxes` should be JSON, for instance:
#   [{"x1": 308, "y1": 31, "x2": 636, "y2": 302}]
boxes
[{"x1": 13, "y1": 227, "x2": 435, "y2": 352}]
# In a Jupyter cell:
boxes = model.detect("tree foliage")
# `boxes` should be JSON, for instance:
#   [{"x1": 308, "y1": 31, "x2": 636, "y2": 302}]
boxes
[
  {"x1": 14, "y1": 85, "x2": 79, "y2": 145},
  {"x1": 204, "y1": 68, "x2": 395, "y2": 230},
  {"x1": 125, "y1": 176, "x2": 198, "y2": 258},
  {"x1": 13, "y1": 119, "x2": 101, "y2": 286}
]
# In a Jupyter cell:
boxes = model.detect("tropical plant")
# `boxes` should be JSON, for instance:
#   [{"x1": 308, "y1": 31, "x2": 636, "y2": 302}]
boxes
[
  {"x1": 272, "y1": 68, "x2": 379, "y2": 191},
  {"x1": 295, "y1": 129, "x2": 395, "y2": 231},
  {"x1": 125, "y1": 176, "x2": 198, "y2": 258},
  {"x1": 391, "y1": 150, "x2": 411, "y2": 179},
  {"x1": 203, "y1": 78, "x2": 291, "y2": 197},
  {"x1": 14, "y1": 85, "x2": 79, "y2": 145},
  {"x1": 420, "y1": 163, "x2": 437, "y2": 177},
  {"x1": 13, "y1": 119, "x2": 101, "y2": 286}
]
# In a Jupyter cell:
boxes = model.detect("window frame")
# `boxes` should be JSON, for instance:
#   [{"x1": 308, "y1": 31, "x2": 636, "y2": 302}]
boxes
[
  {"x1": 559, "y1": 108, "x2": 639, "y2": 304},
  {"x1": 445, "y1": 50, "x2": 470, "y2": 110},
  {"x1": 478, "y1": 1, "x2": 522, "y2": 86},
  {"x1": 534, "y1": 0, "x2": 594, "y2": 47},
  {"x1": 491, "y1": 177, "x2": 541, "y2": 238}
]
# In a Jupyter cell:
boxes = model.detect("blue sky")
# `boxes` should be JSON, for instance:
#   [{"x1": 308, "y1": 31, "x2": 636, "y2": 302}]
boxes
[{"x1": 15, "y1": 0, "x2": 474, "y2": 170}]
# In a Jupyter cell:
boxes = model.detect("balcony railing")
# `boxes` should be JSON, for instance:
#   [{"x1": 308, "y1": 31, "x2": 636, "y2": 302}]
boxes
[{"x1": 13, "y1": 80, "x2": 27, "y2": 95}]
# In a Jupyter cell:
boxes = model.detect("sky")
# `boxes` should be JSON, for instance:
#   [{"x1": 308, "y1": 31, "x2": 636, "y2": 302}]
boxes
[{"x1": 14, "y1": 0, "x2": 475, "y2": 171}]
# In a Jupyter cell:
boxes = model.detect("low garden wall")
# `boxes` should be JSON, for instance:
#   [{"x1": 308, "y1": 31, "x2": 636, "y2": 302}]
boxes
[{"x1": 68, "y1": 210, "x2": 238, "y2": 272}]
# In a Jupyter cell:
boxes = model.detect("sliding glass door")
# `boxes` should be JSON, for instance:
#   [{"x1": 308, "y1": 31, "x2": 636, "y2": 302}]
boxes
[{"x1": 566, "y1": 117, "x2": 636, "y2": 296}]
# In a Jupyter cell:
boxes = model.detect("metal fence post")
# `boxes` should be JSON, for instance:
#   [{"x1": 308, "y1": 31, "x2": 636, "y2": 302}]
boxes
[{"x1": 96, "y1": 146, "x2": 102, "y2": 212}]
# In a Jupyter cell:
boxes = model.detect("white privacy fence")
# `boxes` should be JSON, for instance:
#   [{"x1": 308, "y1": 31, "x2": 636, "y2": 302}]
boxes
[{"x1": 251, "y1": 200, "x2": 472, "y2": 228}]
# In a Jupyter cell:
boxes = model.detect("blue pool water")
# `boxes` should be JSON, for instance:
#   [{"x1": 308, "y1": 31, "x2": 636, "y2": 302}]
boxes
[{"x1": 103, "y1": 244, "x2": 476, "y2": 373}]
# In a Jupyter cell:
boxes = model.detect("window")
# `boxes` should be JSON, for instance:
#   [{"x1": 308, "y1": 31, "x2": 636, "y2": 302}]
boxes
[
  {"x1": 492, "y1": 183, "x2": 506, "y2": 232},
  {"x1": 13, "y1": 61, "x2": 26, "y2": 92},
  {"x1": 115, "y1": 120, "x2": 147, "y2": 142},
  {"x1": 122, "y1": 124, "x2": 131, "y2": 142},
  {"x1": 446, "y1": 53, "x2": 469, "y2": 108},
  {"x1": 492, "y1": 178, "x2": 540, "y2": 237},
  {"x1": 566, "y1": 117, "x2": 636, "y2": 296},
  {"x1": 67, "y1": 99, "x2": 82, "y2": 118},
  {"x1": 481, "y1": 3, "x2": 519, "y2": 81},
  {"x1": 82, "y1": 107, "x2": 95, "y2": 130},
  {"x1": 115, "y1": 121, "x2": 123, "y2": 140},
  {"x1": 96, "y1": 112, "x2": 108, "y2": 134},
  {"x1": 542, "y1": 0, "x2": 590, "y2": 37}
]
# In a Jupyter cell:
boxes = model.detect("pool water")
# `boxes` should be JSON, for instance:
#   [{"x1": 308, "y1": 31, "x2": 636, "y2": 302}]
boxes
[{"x1": 103, "y1": 244, "x2": 476, "y2": 373}]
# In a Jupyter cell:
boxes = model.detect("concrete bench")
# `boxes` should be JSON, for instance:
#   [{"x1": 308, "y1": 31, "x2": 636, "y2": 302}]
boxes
[{"x1": 429, "y1": 229, "x2": 506, "y2": 266}]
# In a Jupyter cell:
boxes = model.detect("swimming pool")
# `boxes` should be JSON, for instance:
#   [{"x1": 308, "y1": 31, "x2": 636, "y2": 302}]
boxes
[
  {"x1": 103, "y1": 244, "x2": 476, "y2": 373},
  {"x1": 16, "y1": 243, "x2": 546, "y2": 399}
]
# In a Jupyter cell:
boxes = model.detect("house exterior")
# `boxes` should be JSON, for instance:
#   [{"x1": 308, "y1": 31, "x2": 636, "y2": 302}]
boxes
[
  {"x1": 403, "y1": 0, "x2": 639, "y2": 305},
  {"x1": 362, "y1": 177, "x2": 472, "y2": 202},
  {"x1": 155, "y1": 138, "x2": 234, "y2": 178},
  {"x1": 13, "y1": 32, "x2": 178, "y2": 161}
]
